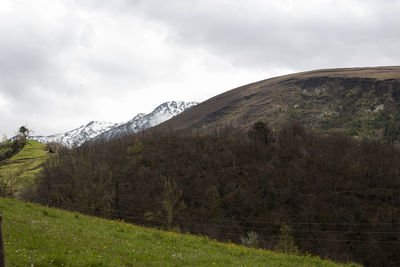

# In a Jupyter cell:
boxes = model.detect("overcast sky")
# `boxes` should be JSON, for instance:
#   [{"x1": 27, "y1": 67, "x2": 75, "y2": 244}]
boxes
[{"x1": 1, "y1": 0, "x2": 399, "y2": 137}]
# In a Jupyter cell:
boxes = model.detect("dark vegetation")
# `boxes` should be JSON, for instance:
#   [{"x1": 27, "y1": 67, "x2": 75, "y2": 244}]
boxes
[
  {"x1": 0, "y1": 126, "x2": 29, "y2": 161},
  {"x1": 0, "y1": 140, "x2": 21, "y2": 162},
  {"x1": 26, "y1": 122, "x2": 400, "y2": 266}
]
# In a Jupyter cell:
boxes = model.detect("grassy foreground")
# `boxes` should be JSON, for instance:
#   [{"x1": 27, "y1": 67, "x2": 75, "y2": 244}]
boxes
[
  {"x1": 0, "y1": 198, "x2": 358, "y2": 266},
  {"x1": 0, "y1": 140, "x2": 49, "y2": 197}
]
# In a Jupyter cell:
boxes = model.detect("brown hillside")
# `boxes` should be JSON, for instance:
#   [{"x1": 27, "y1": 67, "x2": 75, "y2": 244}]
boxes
[{"x1": 155, "y1": 66, "x2": 400, "y2": 136}]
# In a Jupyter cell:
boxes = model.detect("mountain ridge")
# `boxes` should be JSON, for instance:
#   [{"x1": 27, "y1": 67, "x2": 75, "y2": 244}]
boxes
[
  {"x1": 96, "y1": 101, "x2": 198, "y2": 140},
  {"x1": 29, "y1": 101, "x2": 198, "y2": 147}
]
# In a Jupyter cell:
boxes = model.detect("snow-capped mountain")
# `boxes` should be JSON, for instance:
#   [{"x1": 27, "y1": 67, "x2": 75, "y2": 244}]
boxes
[
  {"x1": 97, "y1": 101, "x2": 198, "y2": 140},
  {"x1": 29, "y1": 101, "x2": 197, "y2": 147},
  {"x1": 29, "y1": 121, "x2": 121, "y2": 148}
]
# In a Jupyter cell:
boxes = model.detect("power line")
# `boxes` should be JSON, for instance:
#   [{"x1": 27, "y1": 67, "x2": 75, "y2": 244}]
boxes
[
  {"x1": 15, "y1": 197, "x2": 400, "y2": 245},
  {"x1": 29, "y1": 195, "x2": 400, "y2": 228},
  {"x1": 27, "y1": 197, "x2": 400, "y2": 235}
]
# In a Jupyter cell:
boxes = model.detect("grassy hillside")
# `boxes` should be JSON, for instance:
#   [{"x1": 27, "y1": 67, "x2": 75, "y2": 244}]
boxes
[
  {"x1": 155, "y1": 66, "x2": 400, "y2": 141},
  {"x1": 0, "y1": 140, "x2": 49, "y2": 198},
  {"x1": 0, "y1": 197, "x2": 357, "y2": 266}
]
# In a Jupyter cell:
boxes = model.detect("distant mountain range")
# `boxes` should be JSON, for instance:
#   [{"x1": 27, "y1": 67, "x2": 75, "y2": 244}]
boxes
[{"x1": 29, "y1": 101, "x2": 197, "y2": 147}]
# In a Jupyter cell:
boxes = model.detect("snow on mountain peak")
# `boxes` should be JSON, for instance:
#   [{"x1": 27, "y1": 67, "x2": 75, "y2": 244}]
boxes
[
  {"x1": 97, "y1": 101, "x2": 198, "y2": 140},
  {"x1": 29, "y1": 101, "x2": 198, "y2": 147},
  {"x1": 29, "y1": 121, "x2": 120, "y2": 148}
]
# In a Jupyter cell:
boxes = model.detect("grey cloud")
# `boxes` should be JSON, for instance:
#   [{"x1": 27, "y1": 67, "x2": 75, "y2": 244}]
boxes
[
  {"x1": 71, "y1": 0, "x2": 400, "y2": 69},
  {"x1": 113, "y1": 0, "x2": 400, "y2": 69},
  {"x1": 0, "y1": 12, "x2": 78, "y2": 101},
  {"x1": 0, "y1": 3, "x2": 91, "y2": 135}
]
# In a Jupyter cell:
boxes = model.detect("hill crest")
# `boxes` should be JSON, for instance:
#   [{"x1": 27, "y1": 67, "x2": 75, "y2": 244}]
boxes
[{"x1": 154, "y1": 66, "x2": 400, "y2": 140}]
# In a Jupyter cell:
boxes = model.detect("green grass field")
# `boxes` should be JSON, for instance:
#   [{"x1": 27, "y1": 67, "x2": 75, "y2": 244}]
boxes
[
  {"x1": 0, "y1": 140, "x2": 49, "y2": 198},
  {"x1": 0, "y1": 197, "x2": 359, "y2": 267}
]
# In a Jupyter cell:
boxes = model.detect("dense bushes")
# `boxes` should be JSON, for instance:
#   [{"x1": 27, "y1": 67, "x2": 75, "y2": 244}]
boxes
[
  {"x1": 0, "y1": 127, "x2": 31, "y2": 162},
  {"x1": 0, "y1": 138, "x2": 26, "y2": 162},
  {"x1": 29, "y1": 122, "x2": 400, "y2": 266}
]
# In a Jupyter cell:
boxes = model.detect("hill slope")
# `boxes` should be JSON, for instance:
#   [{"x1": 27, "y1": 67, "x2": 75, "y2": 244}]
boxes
[
  {"x1": 155, "y1": 66, "x2": 400, "y2": 140},
  {"x1": 0, "y1": 197, "x2": 357, "y2": 266},
  {"x1": 0, "y1": 140, "x2": 49, "y2": 198}
]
